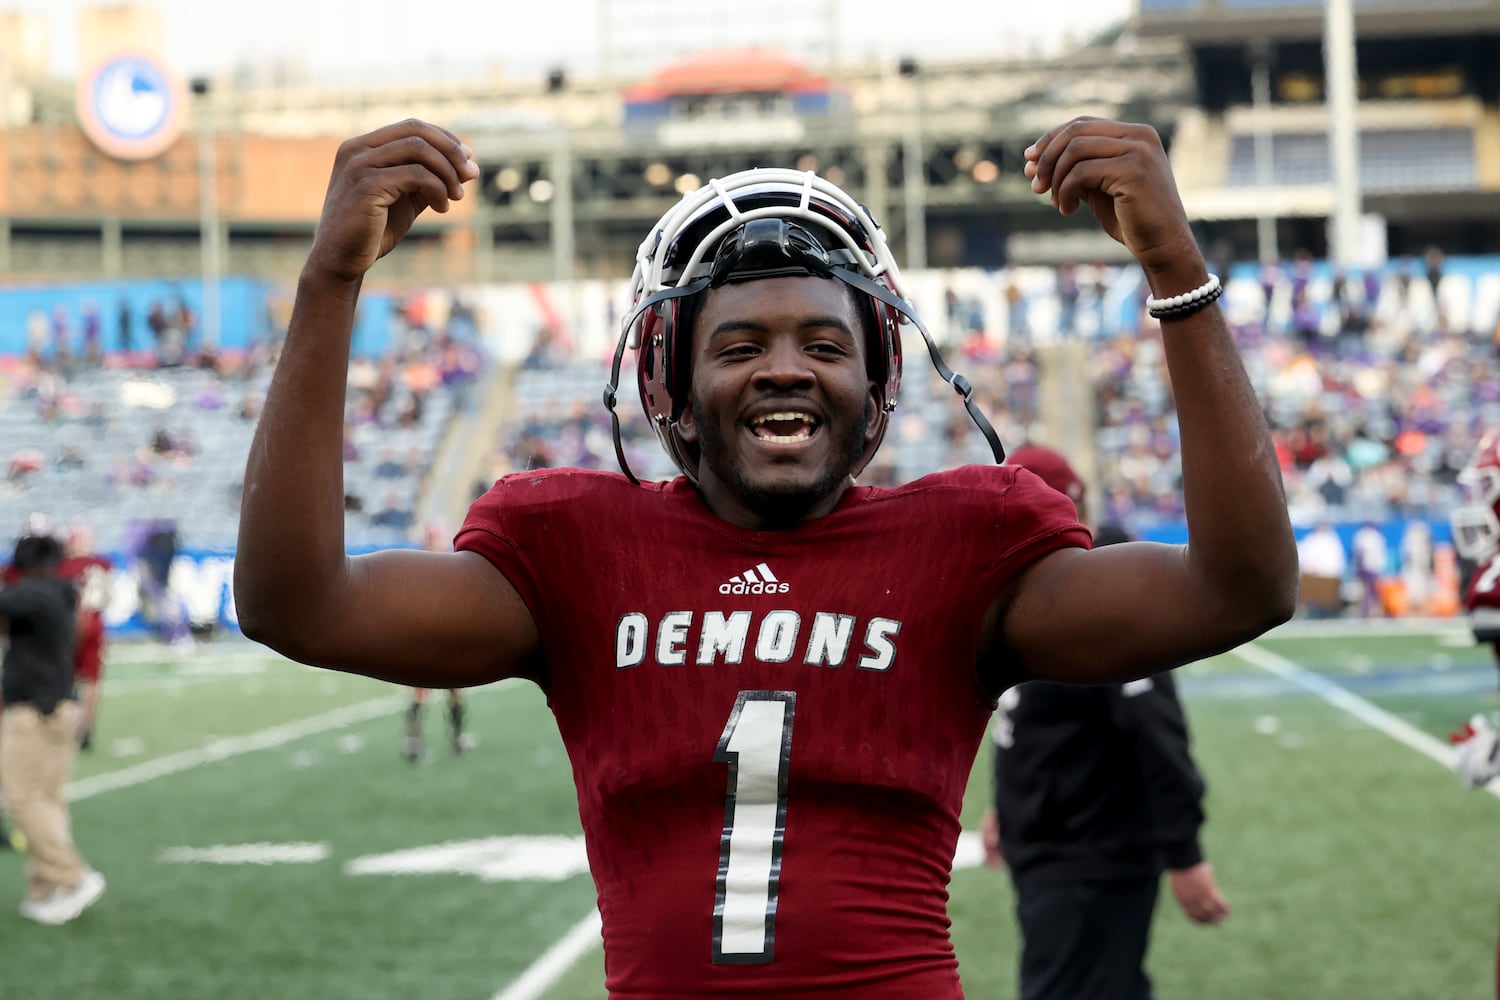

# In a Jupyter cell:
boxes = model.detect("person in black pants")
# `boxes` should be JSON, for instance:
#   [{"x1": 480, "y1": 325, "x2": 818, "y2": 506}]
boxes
[{"x1": 982, "y1": 445, "x2": 1229, "y2": 1000}]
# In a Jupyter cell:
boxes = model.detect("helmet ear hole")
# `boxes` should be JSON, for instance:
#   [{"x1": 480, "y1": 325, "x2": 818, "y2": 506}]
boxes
[
  {"x1": 640, "y1": 322, "x2": 658, "y2": 382},
  {"x1": 668, "y1": 296, "x2": 699, "y2": 412}
]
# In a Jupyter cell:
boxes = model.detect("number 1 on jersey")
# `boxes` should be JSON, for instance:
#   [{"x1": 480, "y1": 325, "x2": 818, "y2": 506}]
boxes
[{"x1": 713, "y1": 690, "x2": 796, "y2": 964}]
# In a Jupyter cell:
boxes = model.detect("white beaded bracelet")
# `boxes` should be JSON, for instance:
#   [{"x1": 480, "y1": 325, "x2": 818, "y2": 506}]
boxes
[{"x1": 1145, "y1": 274, "x2": 1221, "y2": 313}]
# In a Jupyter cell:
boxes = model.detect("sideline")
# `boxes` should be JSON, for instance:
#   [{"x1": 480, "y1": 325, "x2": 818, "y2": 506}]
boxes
[
  {"x1": 69, "y1": 695, "x2": 405, "y2": 802},
  {"x1": 70, "y1": 676, "x2": 528, "y2": 800},
  {"x1": 490, "y1": 908, "x2": 603, "y2": 1000},
  {"x1": 1231, "y1": 642, "x2": 1500, "y2": 800}
]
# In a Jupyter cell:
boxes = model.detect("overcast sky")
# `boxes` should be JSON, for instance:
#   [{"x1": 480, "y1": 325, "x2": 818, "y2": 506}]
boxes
[{"x1": 17, "y1": 0, "x2": 1137, "y2": 83}]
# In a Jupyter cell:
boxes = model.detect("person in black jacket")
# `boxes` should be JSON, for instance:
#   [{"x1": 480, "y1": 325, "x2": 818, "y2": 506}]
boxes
[
  {"x1": 982, "y1": 445, "x2": 1229, "y2": 1000},
  {"x1": 0, "y1": 533, "x2": 106, "y2": 924}
]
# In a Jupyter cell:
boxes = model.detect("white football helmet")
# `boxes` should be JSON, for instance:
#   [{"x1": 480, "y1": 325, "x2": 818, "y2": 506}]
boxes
[{"x1": 603, "y1": 168, "x2": 1002, "y2": 484}]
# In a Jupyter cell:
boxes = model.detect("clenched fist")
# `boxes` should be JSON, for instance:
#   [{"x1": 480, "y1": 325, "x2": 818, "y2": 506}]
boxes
[
  {"x1": 306, "y1": 119, "x2": 479, "y2": 284},
  {"x1": 1024, "y1": 118, "x2": 1203, "y2": 294}
]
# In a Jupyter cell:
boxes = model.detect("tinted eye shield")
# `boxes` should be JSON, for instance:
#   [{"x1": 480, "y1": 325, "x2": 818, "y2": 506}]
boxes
[{"x1": 709, "y1": 218, "x2": 842, "y2": 286}]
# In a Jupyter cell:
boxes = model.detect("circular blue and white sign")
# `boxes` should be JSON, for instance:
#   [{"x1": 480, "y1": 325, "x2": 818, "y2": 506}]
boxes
[
  {"x1": 93, "y1": 57, "x2": 172, "y2": 139},
  {"x1": 76, "y1": 52, "x2": 185, "y2": 160}
]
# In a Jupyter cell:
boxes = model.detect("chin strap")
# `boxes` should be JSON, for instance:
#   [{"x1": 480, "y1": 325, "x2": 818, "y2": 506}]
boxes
[
  {"x1": 831, "y1": 268, "x2": 1007, "y2": 466},
  {"x1": 605, "y1": 279, "x2": 710, "y2": 486}
]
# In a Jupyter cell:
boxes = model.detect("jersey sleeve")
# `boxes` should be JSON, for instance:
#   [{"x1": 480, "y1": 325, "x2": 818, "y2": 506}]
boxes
[
  {"x1": 994, "y1": 465, "x2": 1093, "y2": 569},
  {"x1": 912, "y1": 464, "x2": 1092, "y2": 629},
  {"x1": 453, "y1": 474, "x2": 551, "y2": 633},
  {"x1": 453, "y1": 469, "x2": 638, "y2": 639},
  {"x1": 921, "y1": 464, "x2": 1091, "y2": 616}
]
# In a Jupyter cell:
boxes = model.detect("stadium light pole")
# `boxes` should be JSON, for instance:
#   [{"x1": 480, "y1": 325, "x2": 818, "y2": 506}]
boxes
[
  {"x1": 191, "y1": 77, "x2": 221, "y2": 351},
  {"x1": 1250, "y1": 40, "x2": 1279, "y2": 265},
  {"x1": 899, "y1": 56, "x2": 927, "y2": 271},
  {"x1": 1324, "y1": 0, "x2": 1362, "y2": 267},
  {"x1": 546, "y1": 68, "x2": 576, "y2": 284}
]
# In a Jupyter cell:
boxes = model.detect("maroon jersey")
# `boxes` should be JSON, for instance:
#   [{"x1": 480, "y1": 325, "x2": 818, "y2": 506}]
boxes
[
  {"x1": 61, "y1": 555, "x2": 112, "y2": 680},
  {"x1": 458, "y1": 465, "x2": 1088, "y2": 999}
]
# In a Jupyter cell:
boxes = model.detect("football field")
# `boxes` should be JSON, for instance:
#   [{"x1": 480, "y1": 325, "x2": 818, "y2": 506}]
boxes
[{"x1": 4, "y1": 621, "x2": 1497, "y2": 999}]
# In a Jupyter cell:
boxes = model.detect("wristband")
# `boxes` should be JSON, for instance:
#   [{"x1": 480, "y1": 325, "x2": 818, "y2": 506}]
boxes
[{"x1": 1147, "y1": 274, "x2": 1222, "y2": 320}]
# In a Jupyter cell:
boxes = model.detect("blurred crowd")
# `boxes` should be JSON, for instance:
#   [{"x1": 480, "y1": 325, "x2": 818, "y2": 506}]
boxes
[
  {"x1": 2, "y1": 289, "x2": 484, "y2": 550},
  {"x1": 1091, "y1": 248, "x2": 1496, "y2": 532}
]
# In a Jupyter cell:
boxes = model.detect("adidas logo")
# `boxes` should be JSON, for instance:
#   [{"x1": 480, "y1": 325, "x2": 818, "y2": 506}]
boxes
[{"x1": 718, "y1": 562, "x2": 790, "y2": 595}]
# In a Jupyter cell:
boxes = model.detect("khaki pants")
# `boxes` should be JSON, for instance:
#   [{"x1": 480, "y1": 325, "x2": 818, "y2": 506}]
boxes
[{"x1": 0, "y1": 702, "x2": 86, "y2": 902}]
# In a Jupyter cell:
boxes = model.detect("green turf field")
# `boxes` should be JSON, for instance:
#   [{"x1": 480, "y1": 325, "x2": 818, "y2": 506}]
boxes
[{"x1": 3, "y1": 621, "x2": 1496, "y2": 999}]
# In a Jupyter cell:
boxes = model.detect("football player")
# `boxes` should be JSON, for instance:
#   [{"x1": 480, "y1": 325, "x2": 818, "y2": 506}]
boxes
[
  {"x1": 0, "y1": 533, "x2": 106, "y2": 923},
  {"x1": 1449, "y1": 431, "x2": 1500, "y2": 1000},
  {"x1": 402, "y1": 687, "x2": 468, "y2": 762},
  {"x1": 60, "y1": 523, "x2": 112, "y2": 750},
  {"x1": 1449, "y1": 432, "x2": 1500, "y2": 789},
  {"x1": 235, "y1": 118, "x2": 1297, "y2": 996}
]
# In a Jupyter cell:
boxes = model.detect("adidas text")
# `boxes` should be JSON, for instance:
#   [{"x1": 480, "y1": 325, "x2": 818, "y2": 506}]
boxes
[{"x1": 719, "y1": 580, "x2": 791, "y2": 595}]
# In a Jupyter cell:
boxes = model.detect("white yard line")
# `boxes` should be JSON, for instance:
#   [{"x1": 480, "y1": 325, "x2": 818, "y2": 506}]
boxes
[
  {"x1": 1232, "y1": 642, "x2": 1500, "y2": 799},
  {"x1": 105, "y1": 643, "x2": 275, "y2": 666},
  {"x1": 105, "y1": 670, "x2": 273, "y2": 694},
  {"x1": 1264, "y1": 617, "x2": 1473, "y2": 640},
  {"x1": 489, "y1": 908, "x2": 603, "y2": 1000},
  {"x1": 69, "y1": 695, "x2": 405, "y2": 801}
]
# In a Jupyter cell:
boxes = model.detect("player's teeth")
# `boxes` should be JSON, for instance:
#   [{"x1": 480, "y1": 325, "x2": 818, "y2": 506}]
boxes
[{"x1": 752, "y1": 412, "x2": 817, "y2": 426}]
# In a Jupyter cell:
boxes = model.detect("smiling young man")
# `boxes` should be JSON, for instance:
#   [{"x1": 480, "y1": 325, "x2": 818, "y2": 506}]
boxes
[
  {"x1": 235, "y1": 117, "x2": 1298, "y2": 998},
  {"x1": 681, "y1": 274, "x2": 879, "y2": 527}
]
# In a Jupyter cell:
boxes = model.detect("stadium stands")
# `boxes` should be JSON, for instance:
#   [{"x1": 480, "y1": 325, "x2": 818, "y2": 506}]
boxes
[
  {"x1": 1224, "y1": 127, "x2": 1478, "y2": 193},
  {"x1": 0, "y1": 341, "x2": 473, "y2": 554}
]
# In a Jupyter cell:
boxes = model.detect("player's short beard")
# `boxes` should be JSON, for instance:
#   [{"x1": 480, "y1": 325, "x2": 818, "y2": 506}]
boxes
[{"x1": 691, "y1": 391, "x2": 870, "y2": 528}]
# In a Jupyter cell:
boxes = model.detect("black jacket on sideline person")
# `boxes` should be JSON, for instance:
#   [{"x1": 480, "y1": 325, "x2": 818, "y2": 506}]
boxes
[
  {"x1": 992, "y1": 670, "x2": 1205, "y2": 884},
  {"x1": 0, "y1": 573, "x2": 78, "y2": 716}
]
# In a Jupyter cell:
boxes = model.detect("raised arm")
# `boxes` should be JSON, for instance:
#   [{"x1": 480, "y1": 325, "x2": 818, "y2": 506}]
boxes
[
  {"x1": 996, "y1": 118, "x2": 1298, "y2": 683},
  {"x1": 234, "y1": 120, "x2": 540, "y2": 687}
]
